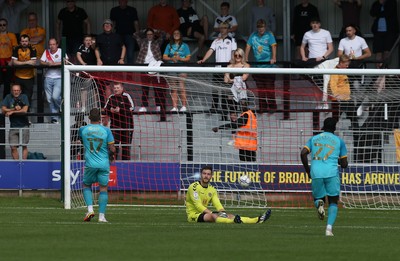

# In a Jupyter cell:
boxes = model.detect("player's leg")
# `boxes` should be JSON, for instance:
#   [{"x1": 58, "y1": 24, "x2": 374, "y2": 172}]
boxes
[
  {"x1": 97, "y1": 168, "x2": 110, "y2": 222},
  {"x1": 311, "y1": 178, "x2": 326, "y2": 220},
  {"x1": 83, "y1": 167, "x2": 96, "y2": 221},
  {"x1": 325, "y1": 176, "x2": 341, "y2": 236}
]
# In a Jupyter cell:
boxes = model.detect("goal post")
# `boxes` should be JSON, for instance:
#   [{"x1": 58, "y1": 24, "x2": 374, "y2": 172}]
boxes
[{"x1": 63, "y1": 64, "x2": 400, "y2": 210}]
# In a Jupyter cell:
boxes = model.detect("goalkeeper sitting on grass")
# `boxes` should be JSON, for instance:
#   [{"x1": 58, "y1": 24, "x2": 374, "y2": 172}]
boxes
[{"x1": 186, "y1": 165, "x2": 271, "y2": 224}]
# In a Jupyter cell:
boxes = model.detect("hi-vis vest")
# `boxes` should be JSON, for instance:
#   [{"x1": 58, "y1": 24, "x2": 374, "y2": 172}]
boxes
[{"x1": 234, "y1": 110, "x2": 257, "y2": 151}]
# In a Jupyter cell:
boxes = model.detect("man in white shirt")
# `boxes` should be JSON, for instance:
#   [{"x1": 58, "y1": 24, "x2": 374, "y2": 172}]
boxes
[
  {"x1": 300, "y1": 17, "x2": 333, "y2": 67},
  {"x1": 212, "y1": 2, "x2": 238, "y2": 38},
  {"x1": 338, "y1": 24, "x2": 371, "y2": 68}
]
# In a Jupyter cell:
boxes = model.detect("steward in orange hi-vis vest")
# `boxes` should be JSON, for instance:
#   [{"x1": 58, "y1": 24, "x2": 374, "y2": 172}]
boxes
[{"x1": 234, "y1": 109, "x2": 257, "y2": 151}]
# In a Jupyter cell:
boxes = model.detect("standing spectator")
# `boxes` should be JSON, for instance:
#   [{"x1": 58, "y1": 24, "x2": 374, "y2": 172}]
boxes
[
  {"x1": 20, "y1": 12, "x2": 46, "y2": 59},
  {"x1": 80, "y1": 108, "x2": 116, "y2": 223},
  {"x1": 1, "y1": 83, "x2": 30, "y2": 160},
  {"x1": 133, "y1": 28, "x2": 167, "y2": 121},
  {"x1": 300, "y1": 17, "x2": 333, "y2": 67},
  {"x1": 213, "y1": 99, "x2": 258, "y2": 162},
  {"x1": 11, "y1": 34, "x2": 36, "y2": 105},
  {"x1": 245, "y1": 19, "x2": 277, "y2": 113},
  {"x1": 57, "y1": 0, "x2": 90, "y2": 62},
  {"x1": 110, "y1": 0, "x2": 140, "y2": 65},
  {"x1": 163, "y1": 29, "x2": 191, "y2": 112},
  {"x1": 0, "y1": 0, "x2": 30, "y2": 36},
  {"x1": 0, "y1": 18, "x2": 18, "y2": 97},
  {"x1": 104, "y1": 82, "x2": 134, "y2": 161},
  {"x1": 76, "y1": 34, "x2": 96, "y2": 66},
  {"x1": 198, "y1": 22, "x2": 237, "y2": 118},
  {"x1": 249, "y1": 0, "x2": 276, "y2": 34},
  {"x1": 147, "y1": 0, "x2": 180, "y2": 52},
  {"x1": 334, "y1": 0, "x2": 362, "y2": 39},
  {"x1": 338, "y1": 24, "x2": 371, "y2": 68},
  {"x1": 177, "y1": 0, "x2": 209, "y2": 58},
  {"x1": 95, "y1": 19, "x2": 126, "y2": 66},
  {"x1": 370, "y1": 0, "x2": 399, "y2": 68},
  {"x1": 213, "y1": 2, "x2": 238, "y2": 38},
  {"x1": 301, "y1": 117, "x2": 348, "y2": 236},
  {"x1": 292, "y1": 0, "x2": 320, "y2": 59},
  {"x1": 40, "y1": 38, "x2": 64, "y2": 124}
]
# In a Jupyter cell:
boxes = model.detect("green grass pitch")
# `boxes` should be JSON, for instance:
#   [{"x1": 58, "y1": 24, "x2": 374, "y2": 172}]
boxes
[{"x1": 0, "y1": 197, "x2": 399, "y2": 261}]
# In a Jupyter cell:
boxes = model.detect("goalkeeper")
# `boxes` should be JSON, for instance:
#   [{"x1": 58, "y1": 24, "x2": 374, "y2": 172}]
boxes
[{"x1": 186, "y1": 165, "x2": 271, "y2": 224}]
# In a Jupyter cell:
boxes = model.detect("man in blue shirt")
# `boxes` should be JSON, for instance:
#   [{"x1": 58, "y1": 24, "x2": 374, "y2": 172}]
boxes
[
  {"x1": 300, "y1": 117, "x2": 348, "y2": 236},
  {"x1": 79, "y1": 108, "x2": 116, "y2": 222}
]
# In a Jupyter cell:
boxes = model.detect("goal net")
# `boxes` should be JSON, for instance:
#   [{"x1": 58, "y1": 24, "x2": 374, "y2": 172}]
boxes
[{"x1": 64, "y1": 64, "x2": 400, "y2": 209}]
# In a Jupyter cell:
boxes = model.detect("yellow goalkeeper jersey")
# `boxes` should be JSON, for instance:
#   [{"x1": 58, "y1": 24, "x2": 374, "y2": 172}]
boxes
[{"x1": 186, "y1": 181, "x2": 224, "y2": 217}]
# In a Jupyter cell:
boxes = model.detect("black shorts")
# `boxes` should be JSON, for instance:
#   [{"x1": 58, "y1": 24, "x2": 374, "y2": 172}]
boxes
[
  {"x1": 373, "y1": 32, "x2": 397, "y2": 53},
  {"x1": 197, "y1": 213, "x2": 206, "y2": 222},
  {"x1": 181, "y1": 23, "x2": 204, "y2": 38}
]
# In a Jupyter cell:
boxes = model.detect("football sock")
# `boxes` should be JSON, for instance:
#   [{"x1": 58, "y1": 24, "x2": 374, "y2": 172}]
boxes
[
  {"x1": 215, "y1": 217, "x2": 234, "y2": 224},
  {"x1": 314, "y1": 199, "x2": 321, "y2": 208},
  {"x1": 327, "y1": 203, "x2": 338, "y2": 226},
  {"x1": 98, "y1": 191, "x2": 108, "y2": 214},
  {"x1": 241, "y1": 217, "x2": 259, "y2": 224},
  {"x1": 88, "y1": 205, "x2": 94, "y2": 213},
  {"x1": 83, "y1": 188, "x2": 93, "y2": 207}
]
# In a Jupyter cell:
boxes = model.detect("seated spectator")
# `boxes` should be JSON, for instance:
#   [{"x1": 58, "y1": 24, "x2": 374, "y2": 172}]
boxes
[
  {"x1": 329, "y1": 54, "x2": 358, "y2": 129},
  {"x1": 70, "y1": 112, "x2": 87, "y2": 160},
  {"x1": 20, "y1": 12, "x2": 46, "y2": 60},
  {"x1": 338, "y1": 24, "x2": 371, "y2": 68},
  {"x1": 163, "y1": 29, "x2": 191, "y2": 112},
  {"x1": 299, "y1": 17, "x2": 333, "y2": 68},
  {"x1": 0, "y1": 18, "x2": 18, "y2": 98},
  {"x1": 249, "y1": 0, "x2": 276, "y2": 34},
  {"x1": 133, "y1": 28, "x2": 167, "y2": 121},
  {"x1": 213, "y1": 2, "x2": 238, "y2": 38},
  {"x1": 177, "y1": 0, "x2": 209, "y2": 58},
  {"x1": 77, "y1": 34, "x2": 96, "y2": 66}
]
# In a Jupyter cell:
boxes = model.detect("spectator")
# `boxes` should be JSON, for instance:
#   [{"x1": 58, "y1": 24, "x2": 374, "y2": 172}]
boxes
[
  {"x1": 40, "y1": 38, "x2": 65, "y2": 124},
  {"x1": 224, "y1": 48, "x2": 250, "y2": 117},
  {"x1": 80, "y1": 108, "x2": 116, "y2": 223},
  {"x1": 338, "y1": 24, "x2": 371, "y2": 68},
  {"x1": 1, "y1": 83, "x2": 30, "y2": 160},
  {"x1": 104, "y1": 82, "x2": 134, "y2": 161},
  {"x1": 186, "y1": 165, "x2": 271, "y2": 223},
  {"x1": 11, "y1": 34, "x2": 36, "y2": 105},
  {"x1": 0, "y1": 0, "x2": 30, "y2": 35},
  {"x1": 147, "y1": 0, "x2": 180, "y2": 52},
  {"x1": 110, "y1": 0, "x2": 140, "y2": 65},
  {"x1": 70, "y1": 112, "x2": 87, "y2": 160},
  {"x1": 20, "y1": 12, "x2": 46, "y2": 59},
  {"x1": 213, "y1": 99, "x2": 258, "y2": 162},
  {"x1": 0, "y1": 18, "x2": 18, "y2": 98},
  {"x1": 133, "y1": 28, "x2": 167, "y2": 121},
  {"x1": 292, "y1": 0, "x2": 320, "y2": 59},
  {"x1": 177, "y1": 0, "x2": 209, "y2": 58},
  {"x1": 213, "y1": 2, "x2": 238, "y2": 38},
  {"x1": 95, "y1": 19, "x2": 126, "y2": 66},
  {"x1": 77, "y1": 34, "x2": 96, "y2": 66},
  {"x1": 334, "y1": 0, "x2": 362, "y2": 39},
  {"x1": 300, "y1": 17, "x2": 333, "y2": 67},
  {"x1": 163, "y1": 29, "x2": 191, "y2": 112},
  {"x1": 57, "y1": 0, "x2": 90, "y2": 62},
  {"x1": 249, "y1": 0, "x2": 276, "y2": 34},
  {"x1": 198, "y1": 22, "x2": 237, "y2": 118},
  {"x1": 245, "y1": 19, "x2": 277, "y2": 113},
  {"x1": 329, "y1": 54, "x2": 358, "y2": 129},
  {"x1": 370, "y1": 0, "x2": 399, "y2": 68}
]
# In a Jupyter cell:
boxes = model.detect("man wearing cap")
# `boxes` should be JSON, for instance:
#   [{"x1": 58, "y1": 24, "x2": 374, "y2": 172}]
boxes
[
  {"x1": 300, "y1": 117, "x2": 348, "y2": 236},
  {"x1": 212, "y1": 99, "x2": 257, "y2": 162},
  {"x1": 95, "y1": 19, "x2": 126, "y2": 66},
  {"x1": 300, "y1": 17, "x2": 333, "y2": 67}
]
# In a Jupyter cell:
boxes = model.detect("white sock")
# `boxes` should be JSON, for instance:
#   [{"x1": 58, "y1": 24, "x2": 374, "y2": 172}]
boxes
[
  {"x1": 99, "y1": 213, "x2": 105, "y2": 219},
  {"x1": 88, "y1": 205, "x2": 94, "y2": 213},
  {"x1": 326, "y1": 225, "x2": 332, "y2": 231}
]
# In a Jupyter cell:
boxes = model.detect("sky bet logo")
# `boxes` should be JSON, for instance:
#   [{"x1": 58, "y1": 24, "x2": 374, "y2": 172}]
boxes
[{"x1": 51, "y1": 166, "x2": 117, "y2": 186}]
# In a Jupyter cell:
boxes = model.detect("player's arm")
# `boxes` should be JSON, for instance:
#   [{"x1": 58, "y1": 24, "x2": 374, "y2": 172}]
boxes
[
  {"x1": 339, "y1": 156, "x2": 348, "y2": 168},
  {"x1": 300, "y1": 147, "x2": 311, "y2": 178},
  {"x1": 108, "y1": 143, "x2": 116, "y2": 163}
]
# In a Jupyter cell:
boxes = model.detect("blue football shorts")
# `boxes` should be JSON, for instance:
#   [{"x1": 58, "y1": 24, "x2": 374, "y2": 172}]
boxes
[
  {"x1": 83, "y1": 167, "x2": 110, "y2": 187},
  {"x1": 311, "y1": 175, "x2": 340, "y2": 199}
]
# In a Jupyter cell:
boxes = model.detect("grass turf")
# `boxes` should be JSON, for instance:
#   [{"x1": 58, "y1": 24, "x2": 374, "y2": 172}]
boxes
[{"x1": 0, "y1": 197, "x2": 399, "y2": 261}]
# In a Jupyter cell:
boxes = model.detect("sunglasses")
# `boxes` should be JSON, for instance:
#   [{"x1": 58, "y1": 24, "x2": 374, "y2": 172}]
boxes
[{"x1": 234, "y1": 54, "x2": 242, "y2": 58}]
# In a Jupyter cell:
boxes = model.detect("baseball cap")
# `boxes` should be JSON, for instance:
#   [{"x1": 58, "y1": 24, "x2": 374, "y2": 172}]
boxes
[
  {"x1": 321, "y1": 117, "x2": 337, "y2": 131},
  {"x1": 103, "y1": 19, "x2": 113, "y2": 25}
]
